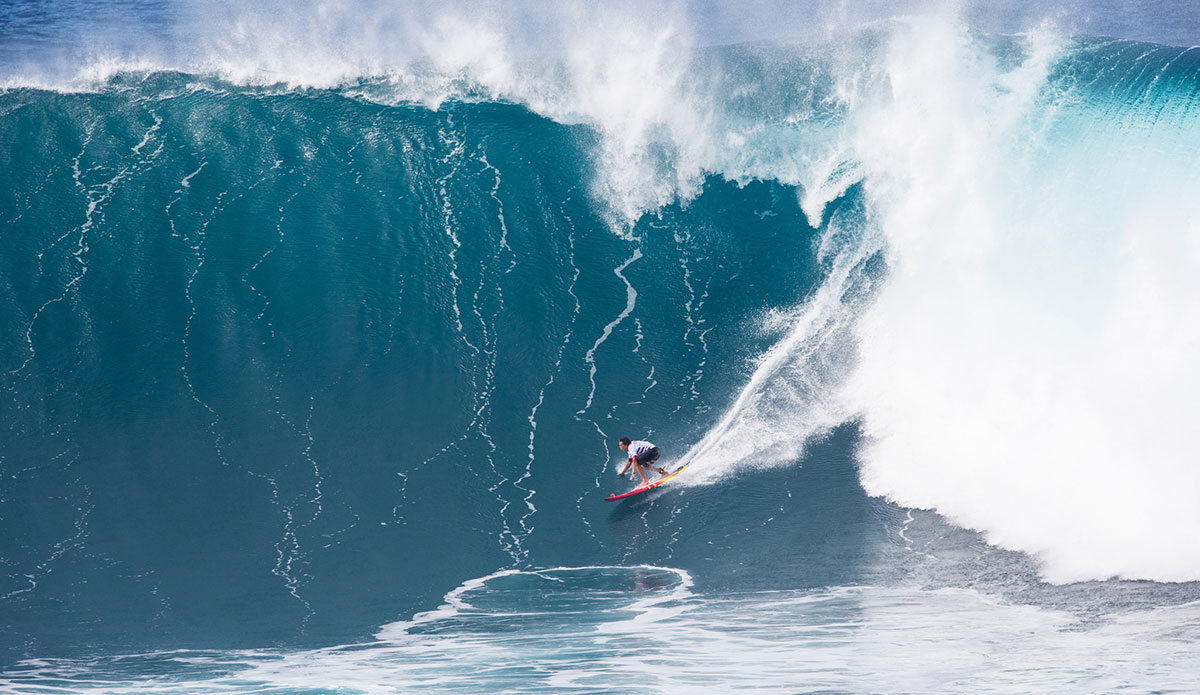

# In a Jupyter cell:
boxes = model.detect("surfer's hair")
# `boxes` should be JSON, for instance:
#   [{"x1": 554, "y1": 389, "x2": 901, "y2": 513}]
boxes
[{"x1": 619, "y1": 437, "x2": 631, "y2": 446}]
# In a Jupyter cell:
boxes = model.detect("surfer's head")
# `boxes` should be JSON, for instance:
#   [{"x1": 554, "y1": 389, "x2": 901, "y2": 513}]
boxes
[{"x1": 618, "y1": 437, "x2": 631, "y2": 451}]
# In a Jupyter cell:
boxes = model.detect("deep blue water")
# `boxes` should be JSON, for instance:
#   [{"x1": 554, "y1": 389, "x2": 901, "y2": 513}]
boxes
[
  {"x1": 0, "y1": 84, "x2": 882, "y2": 657},
  {"x1": 2, "y1": 2, "x2": 1200, "y2": 692}
]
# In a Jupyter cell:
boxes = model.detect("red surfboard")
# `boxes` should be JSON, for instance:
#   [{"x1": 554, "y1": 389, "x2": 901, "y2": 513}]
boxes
[{"x1": 605, "y1": 464, "x2": 689, "y2": 501}]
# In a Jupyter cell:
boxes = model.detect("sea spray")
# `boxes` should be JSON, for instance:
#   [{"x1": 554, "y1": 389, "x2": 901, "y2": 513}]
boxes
[{"x1": 843, "y1": 20, "x2": 1200, "y2": 583}]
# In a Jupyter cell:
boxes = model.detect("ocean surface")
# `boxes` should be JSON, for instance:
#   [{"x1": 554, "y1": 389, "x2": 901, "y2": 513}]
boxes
[{"x1": 2, "y1": 1, "x2": 1199, "y2": 692}]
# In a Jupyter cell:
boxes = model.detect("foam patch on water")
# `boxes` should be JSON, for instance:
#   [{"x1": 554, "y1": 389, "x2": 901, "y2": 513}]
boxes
[{"x1": 3, "y1": 567, "x2": 1198, "y2": 693}]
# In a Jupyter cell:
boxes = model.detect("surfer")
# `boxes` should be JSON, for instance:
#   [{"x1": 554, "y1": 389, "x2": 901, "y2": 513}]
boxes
[{"x1": 618, "y1": 437, "x2": 668, "y2": 486}]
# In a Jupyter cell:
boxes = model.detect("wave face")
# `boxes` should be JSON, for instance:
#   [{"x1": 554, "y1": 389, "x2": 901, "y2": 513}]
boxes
[
  {"x1": 3, "y1": 2, "x2": 1200, "y2": 687},
  {"x1": 0, "y1": 72, "x2": 883, "y2": 663}
]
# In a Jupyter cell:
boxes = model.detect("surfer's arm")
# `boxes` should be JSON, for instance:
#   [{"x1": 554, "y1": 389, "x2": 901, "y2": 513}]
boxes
[{"x1": 619, "y1": 459, "x2": 631, "y2": 476}]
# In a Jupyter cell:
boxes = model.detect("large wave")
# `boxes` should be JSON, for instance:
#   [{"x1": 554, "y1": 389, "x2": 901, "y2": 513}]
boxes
[{"x1": 4, "y1": 2, "x2": 1200, "y2": 589}]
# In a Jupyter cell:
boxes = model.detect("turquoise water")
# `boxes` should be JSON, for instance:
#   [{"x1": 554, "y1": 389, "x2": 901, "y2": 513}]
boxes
[{"x1": 3, "y1": 2, "x2": 1200, "y2": 692}]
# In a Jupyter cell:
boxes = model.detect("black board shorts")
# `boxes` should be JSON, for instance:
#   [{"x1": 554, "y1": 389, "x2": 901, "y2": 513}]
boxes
[{"x1": 635, "y1": 447, "x2": 660, "y2": 466}]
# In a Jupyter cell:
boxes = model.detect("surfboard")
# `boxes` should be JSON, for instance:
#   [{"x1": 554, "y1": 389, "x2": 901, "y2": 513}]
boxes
[{"x1": 605, "y1": 463, "x2": 689, "y2": 501}]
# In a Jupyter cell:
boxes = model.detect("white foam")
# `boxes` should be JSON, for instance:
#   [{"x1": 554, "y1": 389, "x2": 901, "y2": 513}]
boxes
[
  {"x1": 677, "y1": 208, "x2": 880, "y2": 484},
  {"x1": 842, "y1": 18, "x2": 1200, "y2": 582},
  {"x1": 652, "y1": 14, "x2": 1200, "y2": 583},
  {"x1": 7, "y1": 573, "x2": 1200, "y2": 694}
]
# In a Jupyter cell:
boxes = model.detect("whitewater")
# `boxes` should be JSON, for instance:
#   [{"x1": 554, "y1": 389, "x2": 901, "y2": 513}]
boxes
[{"x1": 2, "y1": 0, "x2": 1199, "y2": 692}]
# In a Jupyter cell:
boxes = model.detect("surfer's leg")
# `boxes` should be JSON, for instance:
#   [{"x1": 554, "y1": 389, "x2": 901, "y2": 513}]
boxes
[{"x1": 639, "y1": 448, "x2": 665, "y2": 477}]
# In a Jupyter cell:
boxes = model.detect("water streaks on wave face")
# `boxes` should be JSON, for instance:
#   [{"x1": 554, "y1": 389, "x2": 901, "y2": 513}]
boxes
[{"x1": 1, "y1": 72, "x2": 849, "y2": 659}]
